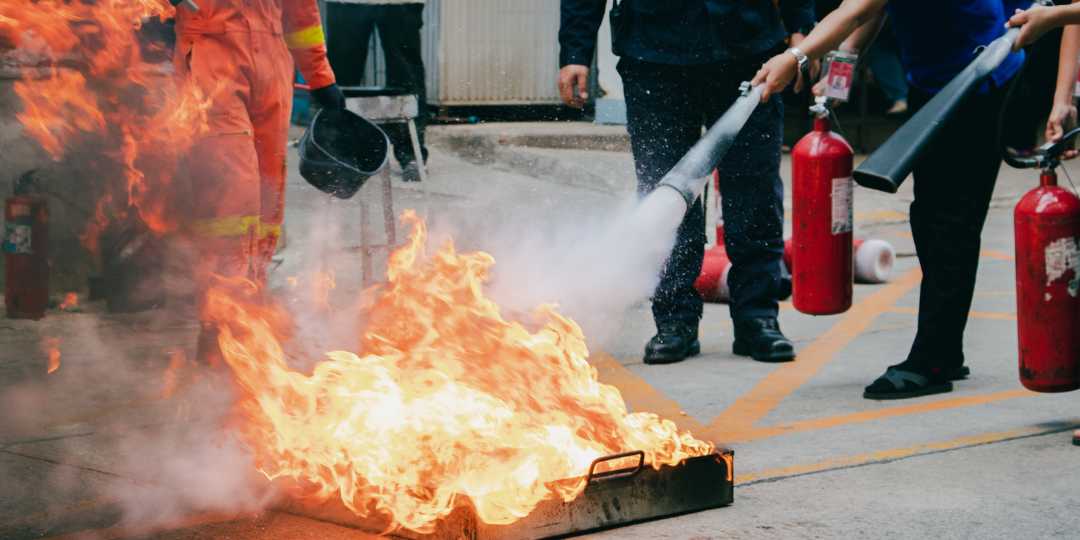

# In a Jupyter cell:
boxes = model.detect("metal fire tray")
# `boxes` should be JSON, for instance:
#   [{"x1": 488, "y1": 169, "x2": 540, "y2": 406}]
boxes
[{"x1": 282, "y1": 447, "x2": 733, "y2": 539}]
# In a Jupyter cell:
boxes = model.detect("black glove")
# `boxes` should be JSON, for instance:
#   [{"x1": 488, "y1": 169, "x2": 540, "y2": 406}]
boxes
[{"x1": 311, "y1": 84, "x2": 346, "y2": 110}]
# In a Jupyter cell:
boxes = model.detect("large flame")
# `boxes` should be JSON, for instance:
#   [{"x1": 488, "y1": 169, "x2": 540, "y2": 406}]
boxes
[
  {"x1": 204, "y1": 211, "x2": 713, "y2": 533},
  {"x1": 2, "y1": 0, "x2": 214, "y2": 251}
]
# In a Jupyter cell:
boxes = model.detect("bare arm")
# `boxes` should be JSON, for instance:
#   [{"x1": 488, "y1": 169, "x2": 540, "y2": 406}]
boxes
[
  {"x1": 1047, "y1": 23, "x2": 1080, "y2": 147},
  {"x1": 1010, "y1": 2, "x2": 1080, "y2": 50},
  {"x1": 751, "y1": 0, "x2": 889, "y2": 101},
  {"x1": 836, "y1": 9, "x2": 886, "y2": 55}
]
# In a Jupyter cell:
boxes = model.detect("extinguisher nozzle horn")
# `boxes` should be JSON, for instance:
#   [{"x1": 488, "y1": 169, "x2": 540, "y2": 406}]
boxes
[{"x1": 656, "y1": 82, "x2": 764, "y2": 207}]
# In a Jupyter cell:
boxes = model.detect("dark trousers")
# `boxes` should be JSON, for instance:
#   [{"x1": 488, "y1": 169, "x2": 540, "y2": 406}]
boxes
[
  {"x1": 618, "y1": 57, "x2": 786, "y2": 325},
  {"x1": 325, "y1": 2, "x2": 429, "y2": 166},
  {"x1": 904, "y1": 81, "x2": 1010, "y2": 372}
]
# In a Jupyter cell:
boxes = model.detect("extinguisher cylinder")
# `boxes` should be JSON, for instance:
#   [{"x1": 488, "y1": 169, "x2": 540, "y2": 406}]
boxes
[
  {"x1": 1014, "y1": 173, "x2": 1080, "y2": 393},
  {"x1": 791, "y1": 115, "x2": 854, "y2": 315},
  {"x1": 4, "y1": 195, "x2": 49, "y2": 320},
  {"x1": 695, "y1": 246, "x2": 732, "y2": 302},
  {"x1": 853, "y1": 238, "x2": 895, "y2": 284}
]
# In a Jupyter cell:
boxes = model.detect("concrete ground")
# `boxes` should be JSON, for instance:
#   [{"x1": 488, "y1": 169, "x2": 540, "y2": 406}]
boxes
[{"x1": 2, "y1": 121, "x2": 1079, "y2": 539}]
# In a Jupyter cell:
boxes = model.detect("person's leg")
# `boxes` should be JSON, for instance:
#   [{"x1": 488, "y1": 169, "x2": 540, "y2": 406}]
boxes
[
  {"x1": 377, "y1": 4, "x2": 429, "y2": 168},
  {"x1": 173, "y1": 33, "x2": 261, "y2": 365},
  {"x1": 709, "y1": 58, "x2": 792, "y2": 362},
  {"x1": 865, "y1": 83, "x2": 1007, "y2": 398},
  {"x1": 325, "y1": 2, "x2": 375, "y2": 87},
  {"x1": 618, "y1": 58, "x2": 704, "y2": 363},
  {"x1": 250, "y1": 34, "x2": 294, "y2": 285}
]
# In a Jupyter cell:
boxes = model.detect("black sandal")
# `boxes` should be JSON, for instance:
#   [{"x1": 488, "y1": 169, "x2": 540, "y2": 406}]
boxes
[
  {"x1": 949, "y1": 366, "x2": 970, "y2": 381},
  {"x1": 864, "y1": 367, "x2": 953, "y2": 400}
]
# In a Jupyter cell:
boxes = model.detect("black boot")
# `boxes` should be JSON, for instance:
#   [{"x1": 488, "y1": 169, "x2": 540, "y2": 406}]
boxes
[
  {"x1": 644, "y1": 321, "x2": 700, "y2": 365},
  {"x1": 733, "y1": 318, "x2": 795, "y2": 362}
]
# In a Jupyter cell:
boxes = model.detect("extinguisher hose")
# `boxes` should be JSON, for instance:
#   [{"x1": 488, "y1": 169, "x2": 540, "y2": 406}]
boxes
[{"x1": 657, "y1": 83, "x2": 765, "y2": 207}]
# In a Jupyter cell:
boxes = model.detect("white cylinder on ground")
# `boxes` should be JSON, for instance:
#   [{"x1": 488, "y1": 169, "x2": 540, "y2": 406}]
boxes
[
  {"x1": 717, "y1": 263, "x2": 732, "y2": 301},
  {"x1": 854, "y1": 238, "x2": 895, "y2": 284}
]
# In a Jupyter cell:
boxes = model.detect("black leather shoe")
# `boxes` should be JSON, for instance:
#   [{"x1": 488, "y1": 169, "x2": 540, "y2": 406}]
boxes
[
  {"x1": 733, "y1": 318, "x2": 795, "y2": 362},
  {"x1": 644, "y1": 321, "x2": 700, "y2": 365}
]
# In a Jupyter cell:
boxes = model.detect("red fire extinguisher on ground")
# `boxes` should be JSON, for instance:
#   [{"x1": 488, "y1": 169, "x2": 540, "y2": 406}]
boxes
[
  {"x1": 695, "y1": 171, "x2": 732, "y2": 302},
  {"x1": 4, "y1": 173, "x2": 49, "y2": 319},
  {"x1": 1005, "y1": 129, "x2": 1080, "y2": 393},
  {"x1": 790, "y1": 98, "x2": 854, "y2": 315}
]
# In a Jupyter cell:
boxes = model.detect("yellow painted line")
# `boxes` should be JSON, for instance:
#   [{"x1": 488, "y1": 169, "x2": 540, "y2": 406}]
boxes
[
  {"x1": 591, "y1": 353, "x2": 706, "y2": 435},
  {"x1": 736, "y1": 423, "x2": 1076, "y2": 485},
  {"x1": 855, "y1": 209, "x2": 908, "y2": 223},
  {"x1": 704, "y1": 267, "x2": 922, "y2": 441},
  {"x1": 981, "y1": 249, "x2": 1014, "y2": 261},
  {"x1": 888, "y1": 306, "x2": 1016, "y2": 321},
  {"x1": 722, "y1": 389, "x2": 1033, "y2": 443}
]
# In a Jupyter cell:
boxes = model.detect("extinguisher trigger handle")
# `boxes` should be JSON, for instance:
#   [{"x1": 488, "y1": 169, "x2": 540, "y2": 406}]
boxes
[
  {"x1": 1004, "y1": 127, "x2": 1080, "y2": 170},
  {"x1": 1041, "y1": 126, "x2": 1080, "y2": 167},
  {"x1": 1003, "y1": 149, "x2": 1044, "y2": 170}
]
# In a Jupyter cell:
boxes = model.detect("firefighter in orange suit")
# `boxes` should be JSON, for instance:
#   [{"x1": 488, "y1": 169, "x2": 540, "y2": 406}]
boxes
[{"x1": 172, "y1": 1, "x2": 345, "y2": 364}]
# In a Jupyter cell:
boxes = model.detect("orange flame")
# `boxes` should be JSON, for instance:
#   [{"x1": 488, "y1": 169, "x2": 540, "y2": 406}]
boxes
[
  {"x1": 43, "y1": 337, "x2": 61, "y2": 374},
  {"x1": 204, "y1": 211, "x2": 713, "y2": 532},
  {"x1": 59, "y1": 292, "x2": 79, "y2": 311},
  {"x1": 1, "y1": 1, "x2": 214, "y2": 252}
]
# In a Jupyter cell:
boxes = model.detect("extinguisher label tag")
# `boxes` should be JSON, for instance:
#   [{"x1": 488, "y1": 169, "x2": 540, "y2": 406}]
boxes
[
  {"x1": 1045, "y1": 237, "x2": 1080, "y2": 296},
  {"x1": 823, "y1": 51, "x2": 857, "y2": 102},
  {"x1": 831, "y1": 176, "x2": 854, "y2": 234},
  {"x1": 2, "y1": 223, "x2": 32, "y2": 254}
]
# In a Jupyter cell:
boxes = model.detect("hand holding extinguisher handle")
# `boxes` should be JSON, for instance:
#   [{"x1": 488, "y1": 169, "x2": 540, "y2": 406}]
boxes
[{"x1": 1004, "y1": 126, "x2": 1080, "y2": 170}]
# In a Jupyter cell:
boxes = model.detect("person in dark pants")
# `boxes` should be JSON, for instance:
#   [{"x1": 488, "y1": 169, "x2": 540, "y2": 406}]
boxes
[
  {"x1": 559, "y1": 1, "x2": 815, "y2": 364},
  {"x1": 754, "y1": 0, "x2": 1029, "y2": 399},
  {"x1": 325, "y1": 0, "x2": 429, "y2": 182}
]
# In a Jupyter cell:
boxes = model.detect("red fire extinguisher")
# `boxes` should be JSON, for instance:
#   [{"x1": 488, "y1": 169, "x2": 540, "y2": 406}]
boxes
[
  {"x1": 1005, "y1": 130, "x2": 1080, "y2": 393},
  {"x1": 4, "y1": 174, "x2": 49, "y2": 320},
  {"x1": 790, "y1": 99, "x2": 853, "y2": 315}
]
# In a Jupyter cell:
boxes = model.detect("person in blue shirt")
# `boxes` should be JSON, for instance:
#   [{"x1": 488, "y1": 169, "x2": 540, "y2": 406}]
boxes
[
  {"x1": 558, "y1": 1, "x2": 815, "y2": 365},
  {"x1": 1010, "y1": 1, "x2": 1080, "y2": 448},
  {"x1": 753, "y1": 0, "x2": 1029, "y2": 400}
]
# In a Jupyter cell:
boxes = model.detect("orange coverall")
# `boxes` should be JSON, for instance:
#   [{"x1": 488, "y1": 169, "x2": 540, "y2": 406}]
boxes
[{"x1": 173, "y1": 0, "x2": 335, "y2": 361}]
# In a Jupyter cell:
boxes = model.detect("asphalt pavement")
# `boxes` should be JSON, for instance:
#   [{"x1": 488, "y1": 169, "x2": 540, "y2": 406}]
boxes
[{"x1": 1, "y1": 121, "x2": 1078, "y2": 539}]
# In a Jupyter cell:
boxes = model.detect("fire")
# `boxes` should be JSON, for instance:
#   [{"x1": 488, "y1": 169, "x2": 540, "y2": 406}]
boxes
[
  {"x1": 43, "y1": 337, "x2": 61, "y2": 374},
  {"x1": 1, "y1": 0, "x2": 215, "y2": 252},
  {"x1": 205, "y1": 211, "x2": 713, "y2": 533},
  {"x1": 59, "y1": 292, "x2": 79, "y2": 311}
]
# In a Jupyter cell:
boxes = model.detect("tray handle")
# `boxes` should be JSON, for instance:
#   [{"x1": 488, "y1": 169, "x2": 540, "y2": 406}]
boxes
[{"x1": 586, "y1": 450, "x2": 645, "y2": 484}]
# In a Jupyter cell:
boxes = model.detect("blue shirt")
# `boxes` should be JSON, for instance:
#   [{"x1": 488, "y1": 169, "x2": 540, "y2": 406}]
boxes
[{"x1": 886, "y1": 0, "x2": 1027, "y2": 93}]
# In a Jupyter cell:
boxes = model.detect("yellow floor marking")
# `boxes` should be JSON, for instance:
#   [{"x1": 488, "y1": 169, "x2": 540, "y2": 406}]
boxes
[
  {"x1": 981, "y1": 249, "x2": 1014, "y2": 261},
  {"x1": 855, "y1": 209, "x2": 908, "y2": 223},
  {"x1": 703, "y1": 267, "x2": 922, "y2": 442},
  {"x1": 736, "y1": 423, "x2": 1075, "y2": 485},
  {"x1": 591, "y1": 353, "x2": 706, "y2": 435},
  {"x1": 720, "y1": 389, "x2": 1033, "y2": 443},
  {"x1": 888, "y1": 306, "x2": 1016, "y2": 321}
]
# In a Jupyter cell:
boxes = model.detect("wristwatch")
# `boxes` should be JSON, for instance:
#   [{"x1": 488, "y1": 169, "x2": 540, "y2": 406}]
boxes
[{"x1": 786, "y1": 47, "x2": 810, "y2": 78}]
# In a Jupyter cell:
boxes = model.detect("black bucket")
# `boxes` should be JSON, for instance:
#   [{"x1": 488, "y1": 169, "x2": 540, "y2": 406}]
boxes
[{"x1": 299, "y1": 108, "x2": 389, "y2": 199}]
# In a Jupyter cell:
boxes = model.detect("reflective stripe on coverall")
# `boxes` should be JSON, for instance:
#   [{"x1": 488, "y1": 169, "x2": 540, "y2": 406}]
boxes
[{"x1": 173, "y1": 0, "x2": 334, "y2": 361}]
